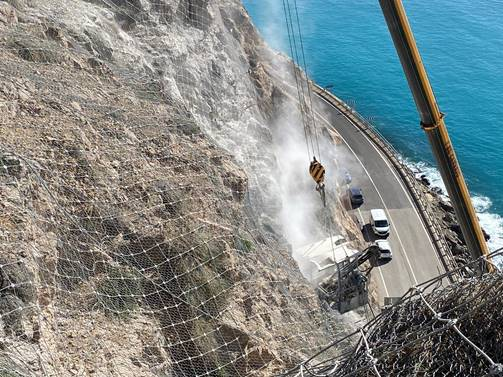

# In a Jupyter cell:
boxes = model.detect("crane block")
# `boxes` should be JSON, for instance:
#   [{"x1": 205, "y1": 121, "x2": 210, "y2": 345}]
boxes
[{"x1": 309, "y1": 159, "x2": 325, "y2": 185}]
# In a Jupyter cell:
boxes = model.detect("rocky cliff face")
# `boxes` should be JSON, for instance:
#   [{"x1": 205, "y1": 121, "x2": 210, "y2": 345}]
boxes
[{"x1": 0, "y1": 1, "x2": 356, "y2": 376}]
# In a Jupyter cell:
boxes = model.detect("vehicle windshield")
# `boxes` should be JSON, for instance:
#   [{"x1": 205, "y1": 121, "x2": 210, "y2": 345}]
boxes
[
  {"x1": 375, "y1": 220, "x2": 388, "y2": 228},
  {"x1": 353, "y1": 194, "x2": 362, "y2": 200}
]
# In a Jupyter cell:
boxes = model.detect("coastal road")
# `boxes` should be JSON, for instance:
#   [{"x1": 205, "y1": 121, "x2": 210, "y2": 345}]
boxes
[
  {"x1": 267, "y1": 67, "x2": 448, "y2": 305},
  {"x1": 311, "y1": 89, "x2": 446, "y2": 305}
]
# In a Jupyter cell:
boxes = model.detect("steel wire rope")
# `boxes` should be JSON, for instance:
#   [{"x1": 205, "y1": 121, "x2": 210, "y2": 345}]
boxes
[
  {"x1": 328, "y1": 277, "x2": 502, "y2": 377},
  {"x1": 276, "y1": 250, "x2": 503, "y2": 376},
  {"x1": 286, "y1": 0, "x2": 345, "y2": 304},
  {"x1": 1, "y1": 147, "x2": 248, "y2": 330},
  {"x1": 282, "y1": 0, "x2": 339, "y2": 288},
  {"x1": 274, "y1": 330, "x2": 362, "y2": 377},
  {"x1": 283, "y1": 0, "x2": 316, "y2": 160},
  {"x1": 299, "y1": 346, "x2": 358, "y2": 372},
  {"x1": 289, "y1": 290, "x2": 502, "y2": 377},
  {"x1": 302, "y1": 362, "x2": 339, "y2": 377},
  {"x1": 292, "y1": 0, "x2": 322, "y2": 160},
  {"x1": 284, "y1": 0, "x2": 316, "y2": 158},
  {"x1": 3, "y1": 115, "x2": 285, "y2": 376},
  {"x1": 424, "y1": 277, "x2": 500, "y2": 319},
  {"x1": 0, "y1": 3, "x2": 392, "y2": 374},
  {"x1": 360, "y1": 328, "x2": 381, "y2": 377},
  {"x1": 282, "y1": 0, "x2": 312, "y2": 161},
  {"x1": 417, "y1": 284, "x2": 503, "y2": 369}
]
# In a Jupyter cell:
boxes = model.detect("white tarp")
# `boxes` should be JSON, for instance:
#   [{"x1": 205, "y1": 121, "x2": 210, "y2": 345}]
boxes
[{"x1": 295, "y1": 236, "x2": 359, "y2": 284}]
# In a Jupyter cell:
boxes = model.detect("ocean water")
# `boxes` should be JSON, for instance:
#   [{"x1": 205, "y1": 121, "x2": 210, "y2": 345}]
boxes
[{"x1": 243, "y1": 0, "x2": 503, "y2": 251}]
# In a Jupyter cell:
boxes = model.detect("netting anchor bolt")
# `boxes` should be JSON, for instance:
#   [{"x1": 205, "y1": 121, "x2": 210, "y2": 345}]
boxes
[
  {"x1": 447, "y1": 319, "x2": 458, "y2": 327},
  {"x1": 489, "y1": 363, "x2": 503, "y2": 376}
]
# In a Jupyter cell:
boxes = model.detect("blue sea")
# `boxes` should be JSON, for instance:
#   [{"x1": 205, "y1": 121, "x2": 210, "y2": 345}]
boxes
[{"x1": 243, "y1": 0, "x2": 503, "y2": 251}]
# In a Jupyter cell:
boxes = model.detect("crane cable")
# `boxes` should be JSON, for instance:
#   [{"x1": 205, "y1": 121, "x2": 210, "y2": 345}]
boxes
[
  {"x1": 281, "y1": 0, "x2": 340, "y2": 268},
  {"x1": 282, "y1": 0, "x2": 312, "y2": 161},
  {"x1": 282, "y1": 0, "x2": 321, "y2": 162},
  {"x1": 291, "y1": 0, "x2": 322, "y2": 160}
]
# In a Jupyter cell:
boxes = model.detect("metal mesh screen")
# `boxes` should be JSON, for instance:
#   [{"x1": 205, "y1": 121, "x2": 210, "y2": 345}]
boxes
[
  {"x1": 280, "y1": 251, "x2": 503, "y2": 377},
  {"x1": 0, "y1": 0, "x2": 347, "y2": 375}
]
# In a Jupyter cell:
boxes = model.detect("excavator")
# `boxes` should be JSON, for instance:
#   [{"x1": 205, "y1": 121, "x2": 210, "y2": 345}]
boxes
[{"x1": 318, "y1": 244, "x2": 391, "y2": 313}]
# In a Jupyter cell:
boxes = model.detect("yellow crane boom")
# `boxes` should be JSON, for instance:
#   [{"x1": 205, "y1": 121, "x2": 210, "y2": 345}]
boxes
[{"x1": 378, "y1": 0, "x2": 492, "y2": 272}]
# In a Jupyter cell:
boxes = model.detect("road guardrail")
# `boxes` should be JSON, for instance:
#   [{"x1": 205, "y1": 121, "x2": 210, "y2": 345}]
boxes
[{"x1": 313, "y1": 84, "x2": 459, "y2": 279}]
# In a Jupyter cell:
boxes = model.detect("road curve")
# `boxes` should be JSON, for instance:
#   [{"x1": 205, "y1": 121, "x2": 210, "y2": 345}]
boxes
[{"x1": 311, "y1": 87, "x2": 447, "y2": 304}]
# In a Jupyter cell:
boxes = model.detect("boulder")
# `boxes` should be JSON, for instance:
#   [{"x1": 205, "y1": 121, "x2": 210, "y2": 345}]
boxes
[
  {"x1": 482, "y1": 227, "x2": 491, "y2": 241},
  {"x1": 442, "y1": 212, "x2": 455, "y2": 224},
  {"x1": 449, "y1": 223, "x2": 465, "y2": 244},
  {"x1": 451, "y1": 244, "x2": 467, "y2": 256},
  {"x1": 420, "y1": 174, "x2": 430, "y2": 186},
  {"x1": 0, "y1": 153, "x2": 25, "y2": 178},
  {"x1": 0, "y1": 257, "x2": 36, "y2": 303},
  {"x1": 439, "y1": 200, "x2": 455, "y2": 214}
]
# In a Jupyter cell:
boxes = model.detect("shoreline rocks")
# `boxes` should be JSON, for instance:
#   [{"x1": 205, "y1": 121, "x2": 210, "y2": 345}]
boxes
[{"x1": 413, "y1": 170, "x2": 491, "y2": 269}]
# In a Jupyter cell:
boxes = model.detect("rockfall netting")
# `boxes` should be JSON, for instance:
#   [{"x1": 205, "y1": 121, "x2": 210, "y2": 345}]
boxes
[
  {"x1": 2, "y1": 1, "x2": 501, "y2": 376},
  {"x1": 279, "y1": 250, "x2": 503, "y2": 377},
  {"x1": 0, "y1": 0, "x2": 352, "y2": 376}
]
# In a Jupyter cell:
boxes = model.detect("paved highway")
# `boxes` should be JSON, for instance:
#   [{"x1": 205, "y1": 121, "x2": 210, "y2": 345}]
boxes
[{"x1": 311, "y1": 89, "x2": 446, "y2": 305}]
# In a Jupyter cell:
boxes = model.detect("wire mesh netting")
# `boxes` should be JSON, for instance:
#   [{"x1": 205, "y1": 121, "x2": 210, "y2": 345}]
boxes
[
  {"x1": 1, "y1": 1, "x2": 502, "y2": 377},
  {"x1": 0, "y1": 0, "x2": 352, "y2": 375},
  {"x1": 279, "y1": 250, "x2": 503, "y2": 377}
]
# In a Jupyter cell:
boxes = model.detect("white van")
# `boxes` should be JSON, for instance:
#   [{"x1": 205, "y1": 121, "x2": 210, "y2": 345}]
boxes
[{"x1": 370, "y1": 209, "x2": 390, "y2": 237}]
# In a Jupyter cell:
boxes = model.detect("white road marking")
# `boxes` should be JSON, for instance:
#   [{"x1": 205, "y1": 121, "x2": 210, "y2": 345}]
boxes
[
  {"x1": 279, "y1": 89, "x2": 395, "y2": 297},
  {"x1": 334, "y1": 116, "x2": 392, "y2": 297},
  {"x1": 315, "y1": 107, "x2": 419, "y2": 286},
  {"x1": 279, "y1": 86, "x2": 439, "y2": 297},
  {"x1": 356, "y1": 207, "x2": 365, "y2": 228},
  {"x1": 316, "y1": 93, "x2": 443, "y2": 273},
  {"x1": 376, "y1": 260, "x2": 390, "y2": 297}
]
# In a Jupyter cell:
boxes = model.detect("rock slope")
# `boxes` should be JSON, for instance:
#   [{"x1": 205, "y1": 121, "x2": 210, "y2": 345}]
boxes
[{"x1": 0, "y1": 0, "x2": 357, "y2": 376}]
